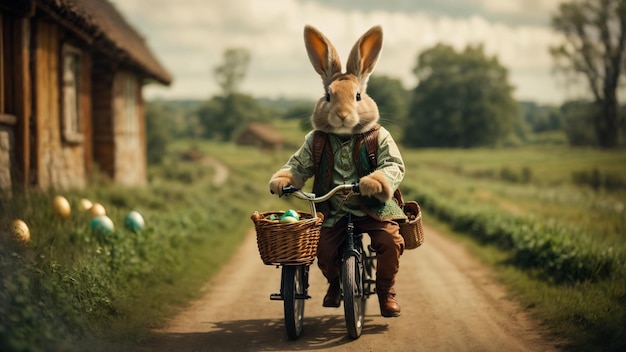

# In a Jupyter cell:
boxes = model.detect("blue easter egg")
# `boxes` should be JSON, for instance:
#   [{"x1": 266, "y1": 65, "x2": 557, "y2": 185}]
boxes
[
  {"x1": 124, "y1": 211, "x2": 145, "y2": 232},
  {"x1": 91, "y1": 215, "x2": 114, "y2": 235},
  {"x1": 282, "y1": 209, "x2": 300, "y2": 220}
]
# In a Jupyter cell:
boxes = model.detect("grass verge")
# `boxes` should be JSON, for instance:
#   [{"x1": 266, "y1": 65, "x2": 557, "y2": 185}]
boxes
[{"x1": 0, "y1": 141, "x2": 286, "y2": 352}]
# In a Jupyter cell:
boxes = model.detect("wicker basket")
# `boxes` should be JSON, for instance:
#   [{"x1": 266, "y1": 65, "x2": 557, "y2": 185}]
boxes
[
  {"x1": 398, "y1": 201, "x2": 424, "y2": 250},
  {"x1": 250, "y1": 211, "x2": 324, "y2": 265}
]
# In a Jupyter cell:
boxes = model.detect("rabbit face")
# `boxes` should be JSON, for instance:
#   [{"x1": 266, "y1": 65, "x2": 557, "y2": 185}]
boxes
[
  {"x1": 312, "y1": 74, "x2": 379, "y2": 135},
  {"x1": 305, "y1": 25, "x2": 383, "y2": 135}
]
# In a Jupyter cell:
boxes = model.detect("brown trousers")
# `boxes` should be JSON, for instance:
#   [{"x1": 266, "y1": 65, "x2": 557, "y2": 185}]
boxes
[{"x1": 317, "y1": 216, "x2": 404, "y2": 291}]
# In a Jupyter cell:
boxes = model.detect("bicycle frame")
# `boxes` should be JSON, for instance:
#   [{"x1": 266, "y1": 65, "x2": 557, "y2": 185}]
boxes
[
  {"x1": 280, "y1": 183, "x2": 375, "y2": 339},
  {"x1": 269, "y1": 184, "x2": 359, "y2": 340}
]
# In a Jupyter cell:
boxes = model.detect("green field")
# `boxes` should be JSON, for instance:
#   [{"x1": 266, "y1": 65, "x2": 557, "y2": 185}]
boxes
[
  {"x1": 404, "y1": 146, "x2": 626, "y2": 244},
  {"x1": 1, "y1": 123, "x2": 625, "y2": 351},
  {"x1": 400, "y1": 145, "x2": 626, "y2": 351}
]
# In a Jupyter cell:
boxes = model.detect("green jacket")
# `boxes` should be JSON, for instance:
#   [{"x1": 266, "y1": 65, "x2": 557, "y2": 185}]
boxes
[{"x1": 278, "y1": 125, "x2": 406, "y2": 227}]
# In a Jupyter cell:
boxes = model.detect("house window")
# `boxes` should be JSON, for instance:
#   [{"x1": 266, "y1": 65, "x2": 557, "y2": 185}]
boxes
[{"x1": 61, "y1": 44, "x2": 83, "y2": 143}]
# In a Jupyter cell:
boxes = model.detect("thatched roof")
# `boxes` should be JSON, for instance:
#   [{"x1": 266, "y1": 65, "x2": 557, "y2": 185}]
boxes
[
  {"x1": 37, "y1": 0, "x2": 172, "y2": 85},
  {"x1": 240, "y1": 123, "x2": 284, "y2": 144}
]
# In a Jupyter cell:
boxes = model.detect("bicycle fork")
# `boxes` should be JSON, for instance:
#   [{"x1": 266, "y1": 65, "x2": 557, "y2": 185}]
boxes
[
  {"x1": 343, "y1": 218, "x2": 376, "y2": 298},
  {"x1": 341, "y1": 218, "x2": 365, "y2": 299},
  {"x1": 270, "y1": 265, "x2": 311, "y2": 301}
]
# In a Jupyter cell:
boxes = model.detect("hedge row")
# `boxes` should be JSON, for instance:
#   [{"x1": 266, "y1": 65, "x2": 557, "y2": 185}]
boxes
[{"x1": 406, "y1": 186, "x2": 622, "y2": 283}]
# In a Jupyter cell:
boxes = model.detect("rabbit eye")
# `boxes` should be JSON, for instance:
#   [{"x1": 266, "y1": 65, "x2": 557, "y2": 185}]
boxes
[
  {"x1": 325, "y1": 93, "x2": 331, "y2": 102},
  {"x1": 356, "y1": 92, "x2": 361, "y2": 101}
]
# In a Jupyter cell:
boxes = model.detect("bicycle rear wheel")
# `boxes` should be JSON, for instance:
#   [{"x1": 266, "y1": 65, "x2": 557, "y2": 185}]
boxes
[
  {"x1": 282, "y1": 265, "x2": 305, "y2": 339},
  {"x1": 342, "y1": 255, "x2": 365, "y2": 339}
]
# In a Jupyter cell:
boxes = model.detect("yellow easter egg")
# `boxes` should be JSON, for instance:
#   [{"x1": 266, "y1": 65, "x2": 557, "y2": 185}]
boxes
[
  {"x1": 80, "y1": 198, "x2": 93, "y2": 211},
  {"x1": 89, "y1": 203, "x2": 106, "y2": 217},
  {"x1": 52, "y1": 195, "x2": 71, "y2": 219},
  {"x1": 11, "y1": 219, "x2": 30, "y2": 243}
]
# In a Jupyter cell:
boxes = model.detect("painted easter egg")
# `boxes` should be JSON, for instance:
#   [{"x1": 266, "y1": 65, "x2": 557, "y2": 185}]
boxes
[
  {"x1": 89, "y1": 203, "x2": 106, "y2": 217},
  {"x1": 11, "y1": 219, "x2": 30, "y2": 243},
  {"x1": 80, "y1": 198, "x2": 93, "y2": 212},
  {"x1": 91, "y1": 215, "x2": 114, "y2": 235},
  {"x1": 124, "y1": 211, "x2": 145, "y2": 232},
  {"x1": 52, "y1": 195, "x2": 71, "y2": 219}
]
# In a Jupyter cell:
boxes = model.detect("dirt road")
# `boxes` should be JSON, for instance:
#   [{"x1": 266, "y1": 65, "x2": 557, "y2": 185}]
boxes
[{"x1": 139, "y1": 225, "x2": 561, "y2": 352}]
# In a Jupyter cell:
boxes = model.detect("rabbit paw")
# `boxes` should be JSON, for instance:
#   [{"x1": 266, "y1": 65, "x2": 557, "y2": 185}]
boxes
[
  {"x1": 359, "y1": 170, "x2": 393, "y2": 202},
  {"x1": 269, "y1": 170, "x2": 301, "y2": 195}
]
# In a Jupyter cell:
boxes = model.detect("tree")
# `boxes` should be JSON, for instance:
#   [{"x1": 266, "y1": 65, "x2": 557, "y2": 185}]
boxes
[
  {"x1": 561, "y1": 100, "x2": 599, "y2": 145},
  {"x1": 405, "y1": 44, "x2": 519, "y2": 148},
  {"x1": 521, "y1": 102, "x2": 562, "y2": 132},
  {"x1": 214, "y1": 48, "x2": 251, "y2": 97},
  {"x1": 196, "y1": 93, "x2": 269, "y2": 140},
  {"x1": 551, "y1": 0, "x2": 626, "y2": 148},
  {"x1": 145, "y1": 102, "x2": 171, "y2": 165},
  {"x1": 198, "y1": 47, "x2": 261, "y2": 140},
  {"x1": 366, "y1": 75, "x2": 410, "y2": 138}
]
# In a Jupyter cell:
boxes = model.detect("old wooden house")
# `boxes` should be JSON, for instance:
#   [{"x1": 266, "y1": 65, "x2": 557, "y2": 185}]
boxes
[
  {"x1": 235, "y1": 122, "x2": 284, "y2": 152},
  {"x1": 0, "y1": 0, "x2": 172, "y2": 192}
]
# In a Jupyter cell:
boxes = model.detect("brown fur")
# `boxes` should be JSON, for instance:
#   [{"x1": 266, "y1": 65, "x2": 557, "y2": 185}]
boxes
[
  {"x1": 270, "y1": 26, "x2": 390, "y2": 198},
  {"x1": 269, "y1": 170, "x2": 304, "y2": 195},
  {"x1": 359, "y1": 170, "x2": 393, "y2": 202},
  {"x1": 305, "y1": 25, "x2": 383, "y2": 135}
]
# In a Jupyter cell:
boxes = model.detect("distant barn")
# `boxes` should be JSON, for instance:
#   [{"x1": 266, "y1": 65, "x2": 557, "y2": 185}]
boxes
[
  {"x1": 0, "y1": 0, "x2": 172, "y2": 192},
  {"x1": 236, "y1": 123, "x2": 284, "y2": 151}
]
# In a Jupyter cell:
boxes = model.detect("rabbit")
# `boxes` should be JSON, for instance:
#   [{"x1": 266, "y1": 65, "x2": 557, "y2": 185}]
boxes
[
  {"x1": 269, "y1": 25, "x2": 405, "y2": 317},
  {"x1": 269, "y1": 24, "x2": 396, "y2": 203}
]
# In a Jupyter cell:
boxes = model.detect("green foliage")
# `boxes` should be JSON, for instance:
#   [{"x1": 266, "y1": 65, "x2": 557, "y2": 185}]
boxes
[
  {"x1": 146, "y1": 99, "x2": 204, "y2": 139},
  {"x1": 214, "y1": 48, "x2": 250, "y2": 96},
  {"x1": 551, "y1": 0, "x2": 625, "y2": 148},
  {"x1": 406, "y1": 44, "x2": 520, "y2": 147},
  {"x1": 196, "y1": 93, "x2": 269, "y2": 140},
  {"x1": 520, "y1": 101, "x2": 562, "y2": 133},
  {"x1": 528, "y1": 130, "x2": 568, "y2": 145},
  {"x1": 560, "y1": 100, "x2": 598, "y2": 146},
  {"x1": 366, "y1": 75, "x2": 409, "y2": 137},
  {"x1": 572, "y1": 167, "x2": 626, "y2": 191},
  {"x1": 256, "y1": 97, "x2": 315, "y2": 116},
  {"x1": 409, "y1": 186, "x2": 621, "y2": 283},
  {"x1": 281, "y1": 102, "x2": 313, "y2": 132},
  {"x1": 145, "y1": 102, "x2": 171, "y2": 165},
  {"x1": 0, "y1": 141, "x2": 284, "y2": 351},
  {"x1": 402, "y1": 144, "x2": 626, "y2": 350}
]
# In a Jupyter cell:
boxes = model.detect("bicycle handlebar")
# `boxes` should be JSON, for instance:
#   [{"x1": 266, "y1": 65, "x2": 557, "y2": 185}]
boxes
[{"x1": 280, "y1": 183, "x2": 360, "y2": 203}]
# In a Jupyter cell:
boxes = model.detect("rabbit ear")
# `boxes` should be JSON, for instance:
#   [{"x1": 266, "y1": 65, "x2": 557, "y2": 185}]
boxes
[
  {"x1": 346, "y1": 25, "x2": 383, "y2": 88},
  {"x1": 304, "y1": 25, "x2": 342, "y2": 89}
]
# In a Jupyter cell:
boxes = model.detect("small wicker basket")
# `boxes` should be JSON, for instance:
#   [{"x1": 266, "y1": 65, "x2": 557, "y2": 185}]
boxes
[
  {"x1": 398, "y1": 201, "x2": 424, "y2": 250},
  {"x1": 250, "y1": 211, "x2": 324, "y2": 265}
]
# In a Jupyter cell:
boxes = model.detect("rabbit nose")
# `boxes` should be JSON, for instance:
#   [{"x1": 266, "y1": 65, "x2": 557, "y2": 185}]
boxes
[{"x1": 336, "y1": 111, "x2": 349, "y2": 120}]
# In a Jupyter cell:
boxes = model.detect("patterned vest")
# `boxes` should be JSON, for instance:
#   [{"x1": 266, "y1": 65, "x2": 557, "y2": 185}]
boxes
[{"x1": 311, "y1": 125, "x2": 406, "y2": 222}]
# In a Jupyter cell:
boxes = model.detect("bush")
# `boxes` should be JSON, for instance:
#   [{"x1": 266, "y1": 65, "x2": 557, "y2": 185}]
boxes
[
  {"x1": 145, "y1": 102, "x2": 172, "y2": 165},
  {"x1": 561, "y1": 100, "x2": 598, "y2": 146},
  {"x1": 572, "y1": 168, "x2": 626, "y2": 191},
  {"x1": 404, "y1": 186, "x2": 622, "y2": 284}
]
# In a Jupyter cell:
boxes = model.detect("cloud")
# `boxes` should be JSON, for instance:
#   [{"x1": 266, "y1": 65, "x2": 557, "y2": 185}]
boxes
[
  {"x1": 476, "y1": 0, "x2": 565, "y2": 16},
  {"x1": 112, "y1": 0, "x2": 575, "y2": 104}
]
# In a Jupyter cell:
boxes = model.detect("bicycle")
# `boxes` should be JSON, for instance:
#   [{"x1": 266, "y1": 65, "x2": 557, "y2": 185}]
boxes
[{"x1": 271, "y1": 183, "x2": 377, "y2": 340}]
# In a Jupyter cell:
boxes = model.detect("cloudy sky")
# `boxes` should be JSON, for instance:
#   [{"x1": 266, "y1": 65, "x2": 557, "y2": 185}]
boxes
[{"x1": 110, "y1": 0, "x2": 583, "y2": 104}]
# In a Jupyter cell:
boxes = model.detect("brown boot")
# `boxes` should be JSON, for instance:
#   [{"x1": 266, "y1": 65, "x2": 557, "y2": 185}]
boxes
[
  {"x1": 377, "y1": 288, "x2": 401, "y2": 317},
  {"x1": 323, "y1": 280, "x2": 341, "y2": 308}
]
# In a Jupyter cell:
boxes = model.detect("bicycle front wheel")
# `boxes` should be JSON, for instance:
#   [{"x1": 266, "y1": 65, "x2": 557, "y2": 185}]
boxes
[
  {"x1": 282, "y1": 265, "x2": 305, "y2": 340},
  {"x1": 342, "y1": 255, "x2": 365, "y2": 339}
]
